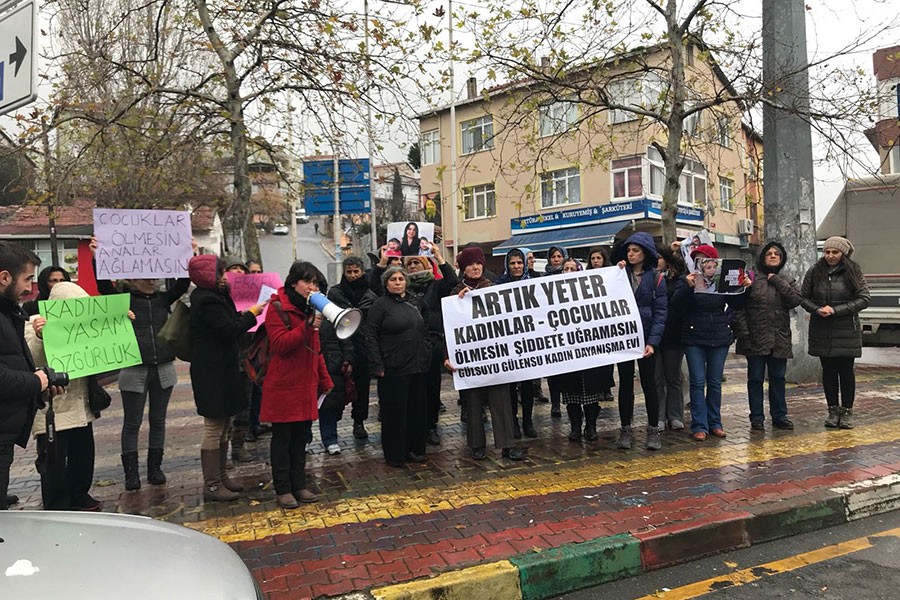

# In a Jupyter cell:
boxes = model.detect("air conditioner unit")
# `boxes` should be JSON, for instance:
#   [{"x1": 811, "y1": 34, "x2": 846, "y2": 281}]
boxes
[{"x1": 737, "y1": 219, "x2": 754, "y2": 235}]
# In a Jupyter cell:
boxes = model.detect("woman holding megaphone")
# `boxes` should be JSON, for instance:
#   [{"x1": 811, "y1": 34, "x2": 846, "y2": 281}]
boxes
[{"x1": 259, "y1": 261, "x2": 333, "y2": 508}]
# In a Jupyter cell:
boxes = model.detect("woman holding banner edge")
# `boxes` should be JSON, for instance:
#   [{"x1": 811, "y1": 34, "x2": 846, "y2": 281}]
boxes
[
  {"x1": 612, "y1": 232, "x2": 667, "y2": 451},
  {"x1": 89, "y1": 236, "x2": 192, "y2": 492}
]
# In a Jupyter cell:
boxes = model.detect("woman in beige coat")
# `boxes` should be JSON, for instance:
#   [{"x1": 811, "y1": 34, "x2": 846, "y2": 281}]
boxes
[{"x1": 26, "y1": 281, "x2": 101, "y2": 511}]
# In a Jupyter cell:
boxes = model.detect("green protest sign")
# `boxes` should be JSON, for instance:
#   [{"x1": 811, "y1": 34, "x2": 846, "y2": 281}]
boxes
[{"x1": 39, "y1": 293, "x2": 142, "y2": 378}]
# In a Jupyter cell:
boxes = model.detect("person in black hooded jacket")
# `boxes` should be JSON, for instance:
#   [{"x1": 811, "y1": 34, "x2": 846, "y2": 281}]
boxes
[
  {"x1": 22, "y1": 266, "x2": 71, "y2": 317},
  {"x1": 328, "y1": 256, "x2": 379, "y2": 440},
  {"x1": 732, "y1": 241, "x2": 802, "y2": 431}
]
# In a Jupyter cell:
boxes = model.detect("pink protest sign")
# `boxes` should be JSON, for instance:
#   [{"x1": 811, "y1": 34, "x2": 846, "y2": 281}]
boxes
[{"x1": 227, "y1": 272, "x2": 283, "y2": 331}]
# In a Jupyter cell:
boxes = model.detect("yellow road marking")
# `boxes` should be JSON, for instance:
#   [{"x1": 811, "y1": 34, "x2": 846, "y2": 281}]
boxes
[
  {"x1": 181, "y1": 415, "x2": 900, "y2": 543},
  {"x1": 638, "y1": 526, "x2": 900, "y2": 599}
]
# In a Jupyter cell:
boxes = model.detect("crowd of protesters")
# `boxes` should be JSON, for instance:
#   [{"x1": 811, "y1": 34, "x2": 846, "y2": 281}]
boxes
[{"x1": 0, "y1": 231, "x2": 870, "y2": 511}]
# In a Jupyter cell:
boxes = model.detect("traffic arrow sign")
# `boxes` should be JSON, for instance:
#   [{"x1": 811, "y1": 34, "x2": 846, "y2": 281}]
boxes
[
  {"x1": 10, "y1": 35, "x2": 26, "y2": 76},
  {"x1": 0, "y1": 1, "x2": 36, "y2": 116}
]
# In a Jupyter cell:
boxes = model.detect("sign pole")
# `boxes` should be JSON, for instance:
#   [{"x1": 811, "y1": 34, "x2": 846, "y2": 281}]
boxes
[{"x1": 333, "y1": 150, "x2": 342, "y2": 263}]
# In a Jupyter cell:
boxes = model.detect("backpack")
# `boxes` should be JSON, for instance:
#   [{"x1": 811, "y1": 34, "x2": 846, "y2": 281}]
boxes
[
  {"x1": 242, "y1": 301, "x2": 291, "y2": 385},
  {"x1": 156, "y1": 300, "x2": 193, "y2": 362}
]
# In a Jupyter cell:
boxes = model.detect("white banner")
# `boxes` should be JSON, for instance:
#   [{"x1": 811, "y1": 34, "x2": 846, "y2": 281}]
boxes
[
  {"x1": 93, "y1": 208, "x2": 193, "y2": 279},
  {"x1": 442, "y1": 267, "x2": 645, "y2": 390}
]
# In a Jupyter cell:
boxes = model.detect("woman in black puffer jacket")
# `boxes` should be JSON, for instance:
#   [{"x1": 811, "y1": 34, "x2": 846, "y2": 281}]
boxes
[
  {"x1": 801, "y1": 236, "x2": 870, "y2": 429},
  {"x1": 363, "y1": 266, "x2": 431, "y2": 467},
  {"x1": 90, "y1": 237, "x2": 190, "y2": 492}
]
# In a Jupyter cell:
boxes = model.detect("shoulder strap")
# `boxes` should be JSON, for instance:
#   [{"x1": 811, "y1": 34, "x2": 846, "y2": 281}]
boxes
[{"x1": 272, "y1": 301, "x2": 292, "y2": 329}]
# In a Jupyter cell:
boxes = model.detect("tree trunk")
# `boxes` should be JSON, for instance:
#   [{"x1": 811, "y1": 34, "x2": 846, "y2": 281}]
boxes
[{"x1": 660, "y1": 0, "x2": 687, "y2": 246}]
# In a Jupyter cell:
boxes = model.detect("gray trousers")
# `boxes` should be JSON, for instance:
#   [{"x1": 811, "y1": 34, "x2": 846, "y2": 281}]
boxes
[
  {"x1": 655, "y1": 345, "x2": 685, "y2": 424},
  {"x1": 462, "y1": 384, "x2": 515, "y2": 450}
]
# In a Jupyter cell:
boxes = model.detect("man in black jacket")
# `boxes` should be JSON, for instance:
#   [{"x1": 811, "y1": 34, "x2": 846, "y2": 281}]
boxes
[{"x1": 0, "y1": 242, "x2": 51, "y2": 509}]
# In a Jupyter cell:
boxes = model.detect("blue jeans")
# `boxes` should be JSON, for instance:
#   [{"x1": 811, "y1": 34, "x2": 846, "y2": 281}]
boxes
[
  {"x1": 318, "y1": 406, "x2": 341, "y2": 447},
  {"x1": 746, "y1": 355, "x2": 788, "y2": 424},
  {"x1": 684, "y1": 345, "x2": 729, "y2": 434}
]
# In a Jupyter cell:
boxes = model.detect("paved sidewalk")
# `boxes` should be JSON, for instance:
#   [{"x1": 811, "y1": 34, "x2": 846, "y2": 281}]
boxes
[{"x1": 8, "y1": 357, "x2": 900, "y2": 599}]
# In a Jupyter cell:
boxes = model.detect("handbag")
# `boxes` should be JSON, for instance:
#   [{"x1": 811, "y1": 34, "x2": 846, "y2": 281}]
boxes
[
  {"x1": 87, "y1": 376, "x2": 112, "y2": 417},
  {"x1": 243, "y1": 301, "x2": 291, "y2": 385},
  {"x1": 157, "y1": 300, "x2": 193, "y2": 362}
]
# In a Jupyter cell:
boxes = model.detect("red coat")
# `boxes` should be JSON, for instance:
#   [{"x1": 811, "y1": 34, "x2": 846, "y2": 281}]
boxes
[{"x1": 260, "y1": 288, "x2": 332, "y2": 423}]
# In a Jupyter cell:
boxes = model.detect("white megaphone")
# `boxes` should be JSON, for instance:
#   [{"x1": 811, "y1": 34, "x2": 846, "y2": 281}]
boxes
[{"x1": 307, "y1": 292, "x2": 362, "y2": 339}]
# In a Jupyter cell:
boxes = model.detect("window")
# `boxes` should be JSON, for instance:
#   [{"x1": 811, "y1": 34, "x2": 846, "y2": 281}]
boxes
[
  {"x1": 719, "y1": 177, "x2": 735, "y2": 211},
  {"x1": 611, "y1": 157, "x2": 643, "y2": 199},
  {"x1": 680, "y1": 158, "x2": 708, "y2": 206},
  {"x1": 540, "y1": 167, "x2": 580, "y2": 208},
  {"x1": 421, "y1": 129, "x2": 440, "y2": 166},
  {"x1": 21, "y1": 240, "x2": 81, "y2": 279},
  {"x1": 463, "y1": 183, "x2": 496, "y2": 219},
  {"x1": 607, "y1": 73, "x2": 666, "y2": 124},
  {"x1": 683, "y1": 102, "x2": 701, "y2": 136},
  {"x1": 715, "y1": 115, "x2": 732, "y2": 148},
  {"x1": 890, "y1": 145, "x2": 900, "y2": 175},
  {"x1": 539, "y1": 101, "x2": 578, "y2": 137},
  {"x1": 461, "y1": 116, "x2": 493, "y2": 154},
  {"x1": 646, "y1": 147, "x2": 706, "y2": 206}
]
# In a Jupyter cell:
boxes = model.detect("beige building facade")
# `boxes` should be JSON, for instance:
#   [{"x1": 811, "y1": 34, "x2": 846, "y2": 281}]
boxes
[{"x1": 418, "y1": 46, "x2": 762, "y2": 264}]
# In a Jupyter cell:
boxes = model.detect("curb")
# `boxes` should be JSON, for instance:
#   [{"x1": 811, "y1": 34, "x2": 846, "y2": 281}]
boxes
[{"x1": 348, "y1": 473, "x2": 900, "y2": 600}]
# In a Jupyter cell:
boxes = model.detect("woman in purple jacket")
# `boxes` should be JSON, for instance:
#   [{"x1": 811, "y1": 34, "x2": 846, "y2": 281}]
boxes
[{"x1": 613, "y1": 232, "x2": 667, "y2": 451}]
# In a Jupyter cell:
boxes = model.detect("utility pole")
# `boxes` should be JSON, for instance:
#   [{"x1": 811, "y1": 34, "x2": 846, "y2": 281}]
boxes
[
  {"x1": 364, "y1": 0, "x2": 378, "y2": 254},
  {"x1": 762, "y1": 0, "x2": 819, "y2": 382},
  {"x1": 448, "y1": 0, "x2": 458, "y2": 261},
  {"x1": 41, "y1": 118, "x2": 59, "y2": 267}
]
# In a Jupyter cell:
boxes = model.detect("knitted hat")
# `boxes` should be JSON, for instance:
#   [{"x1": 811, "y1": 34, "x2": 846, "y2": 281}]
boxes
[
  {"x1": 456, "y1": 246, "x2": 485, "y2": 272},
  {"x1": 404, "y1": 256, "x2": 431, "y2": 272},
  {"x1": 223, "y1": 256, "x2": 247, "y2": 272},
  {"x1": 381, "y1": 265, "x2": 407, "y2": 287},
  {"x1": 691, "y1": 244, "x2": 719, "y2": 260},
  {"x1": 823, "y1": 236, "x2": 854, "y2": 257}
]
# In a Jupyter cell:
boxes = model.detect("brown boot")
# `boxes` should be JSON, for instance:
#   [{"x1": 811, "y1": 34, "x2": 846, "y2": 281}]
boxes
[
  {"x1": 219, "y1": 441, "x2": 244, "y2": 492},
  {"x1": 201, "y1": 449, "x2": 239, "y2": 502}
]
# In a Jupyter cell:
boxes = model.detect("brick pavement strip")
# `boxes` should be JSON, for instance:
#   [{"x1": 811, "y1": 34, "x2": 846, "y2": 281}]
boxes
[{"x1": 7, "y1": 361, "x2": 900, "y2": 599}]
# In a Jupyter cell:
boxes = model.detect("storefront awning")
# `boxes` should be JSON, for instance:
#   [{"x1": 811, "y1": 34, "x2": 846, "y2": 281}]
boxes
[{"x1": 492, "y1": 222, "x2": 627, "y2": 256}]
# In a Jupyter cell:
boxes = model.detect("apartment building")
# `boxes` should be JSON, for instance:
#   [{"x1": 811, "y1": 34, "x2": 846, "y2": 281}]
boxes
[
  {"x1": 418, "y1": 45, "x2": 762, "y2": 263},
  {"x1": 865, "y1": 45, "x2": 900, "y2": 174}
]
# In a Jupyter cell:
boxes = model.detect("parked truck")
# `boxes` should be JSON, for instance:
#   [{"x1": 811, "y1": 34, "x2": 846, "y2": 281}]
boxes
[{"x1": 817, "y1": 173, "x2": 900, "y2": 346}]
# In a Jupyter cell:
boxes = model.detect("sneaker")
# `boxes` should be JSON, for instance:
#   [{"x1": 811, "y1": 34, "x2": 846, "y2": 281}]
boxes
[
  {"x1": 646, "y1": 426, "x2": 662, "y2": 451},
  {"x1": 501, "y1": 447, "x2": 526, "y2": 461},
  {"x1": 839, "y1": 407, "x2": 854, "y2": 429},
  {"x1": 669, "y1": 419, "x2": 685, "y2": 431},
  {"x1": 616, "y1": 426, "x2": 633, "y2": 450},
  {"x1": 751, "y1": 421, "x2": 765, "y2": 431},
  {"x1": 773, "y1": 419, "x2": 794, "y2": 430},
  {"x1": 825, "y1": 406, "x2": 840, "y2": 428},
  {"x1": 326, "y1": 444, "x2": 341, "y2": 455}
]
